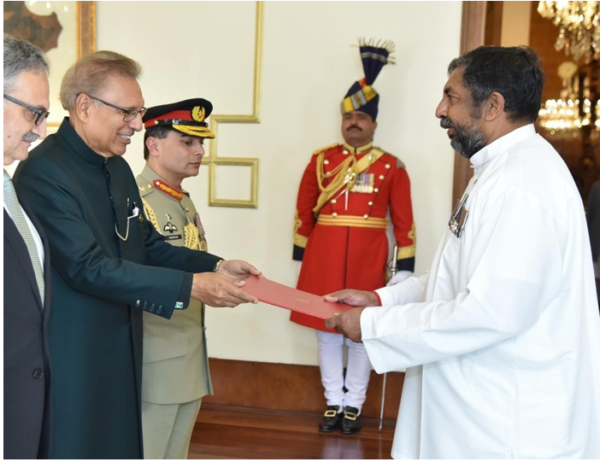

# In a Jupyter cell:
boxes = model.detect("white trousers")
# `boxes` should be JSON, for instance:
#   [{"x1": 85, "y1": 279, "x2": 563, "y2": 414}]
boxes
[
  {"x1": 142, "y1": 398, "x2": 202, "y2": 459},
  {"x1": 317, "y1": 330, "x2": 372, "y2": 411}
]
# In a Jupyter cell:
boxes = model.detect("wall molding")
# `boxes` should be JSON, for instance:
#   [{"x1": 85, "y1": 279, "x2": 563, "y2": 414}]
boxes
[{"x1": 201, "y1": 358, "x2": 405, "y2": 421}]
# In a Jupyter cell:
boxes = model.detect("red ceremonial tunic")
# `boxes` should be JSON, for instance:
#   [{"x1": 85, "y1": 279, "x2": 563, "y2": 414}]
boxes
[{"x1": 291, "y1": 142, "x2": 416, "y2": 331}]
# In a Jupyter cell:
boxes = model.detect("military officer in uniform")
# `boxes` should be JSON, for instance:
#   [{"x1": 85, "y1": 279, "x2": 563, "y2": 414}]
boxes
[
  {"x1": 291, "y1": 40, "x2": 416, "y2": 435},
  {"x1": 136, "y1": 99, "x2": 216, "y2": 459}
]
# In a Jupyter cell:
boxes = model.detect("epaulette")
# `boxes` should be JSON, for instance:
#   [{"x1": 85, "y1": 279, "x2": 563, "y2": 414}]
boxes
[
  {"x1": 374, "y1": 147, "x2": 405, "y2": 169},
  {"x1": 136, "y1": 177, "x2": 154, "y2": 198},
  {"x1": 312, "y1": 143, "x2": 339, "y2": 156}
]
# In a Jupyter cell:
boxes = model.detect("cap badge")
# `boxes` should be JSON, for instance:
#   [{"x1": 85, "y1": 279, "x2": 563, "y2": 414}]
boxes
[{"x1": 192, "y1": 106, "x2": 206, "y2": 123}]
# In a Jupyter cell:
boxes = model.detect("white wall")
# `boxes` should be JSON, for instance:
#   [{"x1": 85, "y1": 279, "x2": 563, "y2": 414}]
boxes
[{"x1": 94, "y1": 1, "x2": 463, "y2": 366}]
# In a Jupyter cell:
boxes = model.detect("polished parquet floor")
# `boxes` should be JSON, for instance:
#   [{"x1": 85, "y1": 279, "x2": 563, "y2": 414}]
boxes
[{"x1": 189, "y1": 406, "x2": 395, "y2": 459}]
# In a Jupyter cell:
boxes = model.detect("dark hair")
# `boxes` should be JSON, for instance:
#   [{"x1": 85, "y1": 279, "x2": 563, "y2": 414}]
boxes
[
  {"x1": 448, "y1": 46, "x2": 544, "y2": 123},
  {"x1": 143, "y1": 125, "x2": 175, "y2": 159}
]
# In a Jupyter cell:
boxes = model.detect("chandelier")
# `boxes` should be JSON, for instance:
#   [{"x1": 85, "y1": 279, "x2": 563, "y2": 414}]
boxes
[
  {"x1": 538, "y1": 1, "x2": 600, "y2": 62},
  {"x1": 538, "y1": 61, "x2": 600, "y2": 136}
]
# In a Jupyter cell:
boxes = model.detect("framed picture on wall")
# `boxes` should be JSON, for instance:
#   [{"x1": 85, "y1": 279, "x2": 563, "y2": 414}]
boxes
[{"x1": 4, "y1": 1, "x2": 96, "y2": 134}]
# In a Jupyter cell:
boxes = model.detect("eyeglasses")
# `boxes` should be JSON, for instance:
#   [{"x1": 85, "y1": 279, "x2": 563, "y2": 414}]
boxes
[
  {"x1": 88, "y1": 95, "x2": 147, "y2": 122},
  {"x1": 3, "y1": 94, "x2": 50, "y2": 126}
]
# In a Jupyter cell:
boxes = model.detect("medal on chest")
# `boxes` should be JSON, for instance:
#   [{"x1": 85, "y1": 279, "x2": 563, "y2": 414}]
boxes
[
  {"x1": 448, "y1": 194, "x2": 469, "y2": 238},
  {"x1": 350, "y1": 173, "x2": 375, "y2": 193}
]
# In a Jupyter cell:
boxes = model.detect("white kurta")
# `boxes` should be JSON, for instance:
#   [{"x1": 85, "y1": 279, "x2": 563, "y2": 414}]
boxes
[{"x1": 362, "y1": 125, "x2": 600, "y2": 459}]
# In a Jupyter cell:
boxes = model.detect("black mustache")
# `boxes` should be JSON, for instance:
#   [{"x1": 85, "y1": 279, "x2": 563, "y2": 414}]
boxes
[
  {"x1": 440, "y1": 117, "x2": 455, "y2": 129},
  {"x1": 347, "y1": 125, "x2": 362, "y2": 131}
]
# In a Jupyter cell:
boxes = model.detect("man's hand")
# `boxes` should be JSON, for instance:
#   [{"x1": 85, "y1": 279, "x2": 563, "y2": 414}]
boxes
[
  {"x1": 325, "y1": 307, "x2": 366, "y2": 343},
  {"x1": 218, "y1": 259, "x2": 261, "y2": 280},
  {"x1": 324, "y1": 289, "x2": 379, "y2": 307},
  {"x1": 191, "y1": 272, "x2": 258, "y2": 307}
]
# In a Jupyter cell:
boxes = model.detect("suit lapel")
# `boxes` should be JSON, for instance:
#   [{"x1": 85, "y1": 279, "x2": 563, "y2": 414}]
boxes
[{"x1": 4, "y1": 209, "x2": 44, "y2": 310}]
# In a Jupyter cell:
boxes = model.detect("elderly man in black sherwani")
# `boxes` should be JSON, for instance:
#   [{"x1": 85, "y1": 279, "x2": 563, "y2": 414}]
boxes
[{"x1": 14, "y1": 51, "x2": 260, "y2": 459}]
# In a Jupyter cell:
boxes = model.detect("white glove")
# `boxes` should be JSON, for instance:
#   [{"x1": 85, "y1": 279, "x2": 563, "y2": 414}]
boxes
[
  {"x1": 387, "y1": 270, "x2": 412, "y2": 286},
  {"x1": 296, "y1": 261, "x2": 302, "y2": 277}
]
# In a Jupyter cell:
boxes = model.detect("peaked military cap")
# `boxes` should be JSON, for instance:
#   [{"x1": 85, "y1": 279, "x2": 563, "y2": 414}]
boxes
[
  {"x1": 143, "y1": 98, "x2": 215, "y2": 138},
  {"x1": 341, "y1": 38, "x2": 395, "y2": 121}
]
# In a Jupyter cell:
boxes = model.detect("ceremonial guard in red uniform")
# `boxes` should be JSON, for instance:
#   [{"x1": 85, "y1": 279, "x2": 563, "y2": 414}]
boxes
[{"x1": 291, "y1": 40, "x2": 416, "y2": 434}]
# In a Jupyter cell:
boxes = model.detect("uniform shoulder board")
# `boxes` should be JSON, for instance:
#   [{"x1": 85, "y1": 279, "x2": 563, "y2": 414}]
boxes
[
  {"x1": 374, "y1": 147, "x2": 405, "y2": 169},
  {"x1": 312, "y1": 143, "x2": 339, "y2": 156},
  {"x1": 136, "y1": 177, "x2": 154, "y2": 198}
]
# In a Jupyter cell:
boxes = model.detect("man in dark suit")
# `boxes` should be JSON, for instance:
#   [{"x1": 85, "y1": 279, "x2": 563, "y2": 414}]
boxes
[
  {"x1": 587, "y1": 180, "x2": 600, "y2": 308},
  {"x1": 3, "y1": 34, "x2": 52, "y2": 459},
  {"x1": 13, "y1": 50, "x2": 260, "y2": 459}
]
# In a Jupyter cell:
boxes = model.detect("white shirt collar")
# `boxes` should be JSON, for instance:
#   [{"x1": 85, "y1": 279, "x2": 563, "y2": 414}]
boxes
[{"x1": 470, "y1": 124, "x2": 536, "y2": 169}]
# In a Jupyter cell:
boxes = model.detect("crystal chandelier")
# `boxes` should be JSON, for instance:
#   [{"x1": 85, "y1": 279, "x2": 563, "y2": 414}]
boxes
[
  {"x1": 538, "y1": 1, "x2": 600, "y2": 62},
  {"x1": 538, "y1": 61, "x2": 593, "y2": 136}
]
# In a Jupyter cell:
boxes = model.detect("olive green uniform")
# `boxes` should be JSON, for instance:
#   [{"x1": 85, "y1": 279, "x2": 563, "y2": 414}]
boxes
[{"x1": 136, "y1": 165, "x2": 212, "y2": 459}]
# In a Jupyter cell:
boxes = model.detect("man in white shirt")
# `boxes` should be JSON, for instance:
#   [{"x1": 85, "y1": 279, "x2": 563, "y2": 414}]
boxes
[
  {"x1": 3, "y1": 34, "x2": 53, "y2": 459},
  {"x1": 325, "y1": 46, "x2": 600, "y2": 459}
]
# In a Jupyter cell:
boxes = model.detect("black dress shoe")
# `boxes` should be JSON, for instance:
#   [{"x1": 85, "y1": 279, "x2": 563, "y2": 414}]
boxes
[
  {"x1": 340, "y1": 406, "x2": 362, "y2": 435},
  {"x1": 318, "y1": 405, "x2": 343, "y2": 432}
]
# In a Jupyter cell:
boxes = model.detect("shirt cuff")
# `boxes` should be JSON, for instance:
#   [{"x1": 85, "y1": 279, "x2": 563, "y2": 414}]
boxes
[{"x1": 375, "y1": 286, "x2": 396, "y2": 307}]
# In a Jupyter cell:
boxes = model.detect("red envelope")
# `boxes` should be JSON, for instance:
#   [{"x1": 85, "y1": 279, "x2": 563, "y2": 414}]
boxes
[{"x1": 243, "y1": 275, "x2": 353, "y2": 319}]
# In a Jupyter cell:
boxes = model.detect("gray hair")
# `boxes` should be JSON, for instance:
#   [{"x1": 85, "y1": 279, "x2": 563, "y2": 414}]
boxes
[
  {"x1": 3, "y1": 34, "x2": 49, "y2": 93},
  {"x1": 60, "y1": 50, "x2": 142, "y2": 111}
]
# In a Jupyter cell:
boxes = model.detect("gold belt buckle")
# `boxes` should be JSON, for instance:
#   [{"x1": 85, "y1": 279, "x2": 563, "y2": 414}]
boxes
[{"x1": 344, "y1": 411, "x2": 358, "y2": 421}]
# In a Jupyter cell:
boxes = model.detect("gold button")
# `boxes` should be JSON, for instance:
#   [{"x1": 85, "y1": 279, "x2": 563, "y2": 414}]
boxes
[
  {"x1": 332, "y1": 212, "x2": 338, "y2": 217},
  {"x1": 342, "y1": 150, "x2": 349, "y2": 155},
  {"x1": 363, "y1": 214, "x2": 369, "y2": 219},
  {"x1": 147, "y1": 183, "x2": 152, "y2": 188},
  {"x1": 374, "y1": 188, "x2": 379, "y2": 193},
  {"x1": 324, "y1": 159, "x2": 329, "y2": 165},
  {"x1": 379, "y1": 174, "x2": 385, "y2": 180},
  {"x1": 385, "y1": 164, "x2": 391, "y2": 169},
  {"x1": 331, "y1": 199, "x2": 337, "y2": 204},
  {"x1": 368, "y1": 201, "x2": 373, "y2": 206}
]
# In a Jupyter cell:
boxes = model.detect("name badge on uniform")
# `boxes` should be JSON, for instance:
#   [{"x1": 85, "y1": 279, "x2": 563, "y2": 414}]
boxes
[
  {"x1": 448, "y1": 193, "x2": 469, "y2": 238},
  {"x1": 350, "y1": 173, "x2": 374, "y2": 193}
]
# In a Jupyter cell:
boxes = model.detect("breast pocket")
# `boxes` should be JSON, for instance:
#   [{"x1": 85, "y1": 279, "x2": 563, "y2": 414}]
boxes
[{"x1": 120, "y1": 211, "x2": 147, "y2": 261}]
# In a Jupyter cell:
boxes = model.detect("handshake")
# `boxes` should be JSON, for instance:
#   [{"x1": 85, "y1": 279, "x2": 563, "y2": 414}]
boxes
[{"x1": 191, "y1": 259, "x2": 261, "y2": 308}]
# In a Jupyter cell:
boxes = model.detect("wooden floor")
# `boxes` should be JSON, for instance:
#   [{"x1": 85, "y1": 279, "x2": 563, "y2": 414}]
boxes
[{"x1": 189, "y1": 406, "x2": 395, "y2": 459}]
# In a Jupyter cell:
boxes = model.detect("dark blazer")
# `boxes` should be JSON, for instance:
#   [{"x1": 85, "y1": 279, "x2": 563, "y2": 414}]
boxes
[
  {"x1": 13, "y1": 118, "x2": 221, "y2": 459},
  {"x1": 4, "y1": 197, "x2": 52, "y2": 459}
]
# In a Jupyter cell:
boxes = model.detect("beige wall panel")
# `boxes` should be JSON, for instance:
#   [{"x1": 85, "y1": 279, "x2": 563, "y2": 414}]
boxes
[
  {"x1": 95, "y1": 1, "x2": 462, "y2": 365},
  {"x1": 501, "y1": 1, "x2": 531, "y2": 47}
]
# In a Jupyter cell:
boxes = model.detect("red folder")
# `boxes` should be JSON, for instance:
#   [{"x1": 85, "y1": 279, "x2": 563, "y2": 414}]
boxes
[{"x1": 243, "y1": 275, "x2": 353, "y2": 320}]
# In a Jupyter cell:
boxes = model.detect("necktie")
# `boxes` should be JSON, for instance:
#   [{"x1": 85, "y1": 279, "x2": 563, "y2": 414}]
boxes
[{"x1": 3, "y1": 169, "x2": 45, "y2": 306}]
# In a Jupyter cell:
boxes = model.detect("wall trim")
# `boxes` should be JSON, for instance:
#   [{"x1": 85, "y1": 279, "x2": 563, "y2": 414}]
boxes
[{"x1": 201, "y1": 358, "x2": 404, "y2": 421}]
